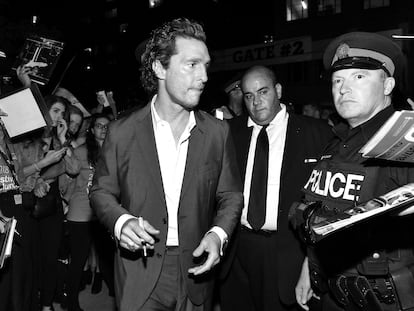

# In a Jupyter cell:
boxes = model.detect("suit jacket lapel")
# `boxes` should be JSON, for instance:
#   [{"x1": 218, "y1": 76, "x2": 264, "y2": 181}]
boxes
[
  {"x1": 180, "y1": 111, "x2": 206, "y2": 199},
  {"x1": 239, "y1": 125, "x2": 253, "y2": 181},
  {"x1": 281, "y1": 114, "x2": 301, "y2": 181},
  {"x1": 135, "y1": 106, "x2": 165, "y2": 200},
  {"x1": 232, "y1": 115, "x2": 252, "y2": 183}
]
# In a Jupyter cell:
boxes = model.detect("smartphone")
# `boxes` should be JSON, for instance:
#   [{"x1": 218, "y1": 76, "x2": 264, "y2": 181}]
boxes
[{"x1": 96, "y1": 90, "x2": 110, "y2": 107}]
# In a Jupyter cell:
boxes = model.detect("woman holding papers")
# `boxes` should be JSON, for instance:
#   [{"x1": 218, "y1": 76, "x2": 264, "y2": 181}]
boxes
[{"x1": 0, "y1": 99, "x2": 76, "y2": 311}]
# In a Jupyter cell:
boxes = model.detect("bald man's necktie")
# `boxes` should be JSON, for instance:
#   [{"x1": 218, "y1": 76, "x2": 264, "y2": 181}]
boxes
[{"x1": 247, "y1": 125, "x2": 269, "y2": 230}]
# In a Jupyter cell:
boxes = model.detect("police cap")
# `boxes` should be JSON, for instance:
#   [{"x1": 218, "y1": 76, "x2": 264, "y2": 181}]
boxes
[
  {"x1": 323, "y1": 32, "x2": 403, "y2": 77},
  {"x1": 224, "y1": 73, "x2": 243, "y2": 94}
]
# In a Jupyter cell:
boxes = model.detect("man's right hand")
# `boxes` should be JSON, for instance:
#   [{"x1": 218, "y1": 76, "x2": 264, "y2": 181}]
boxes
[{"x1": 120, "y1": 218, "x2": 160, "y2": 252}]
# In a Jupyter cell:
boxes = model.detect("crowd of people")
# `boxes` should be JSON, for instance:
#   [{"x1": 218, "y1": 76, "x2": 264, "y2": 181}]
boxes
[
  {"x1": 1, "y1": 16, "x2": 414, "y2": 311},
  {"x1": 0, "y1": 62, "x2": 116, "y2": 311}
]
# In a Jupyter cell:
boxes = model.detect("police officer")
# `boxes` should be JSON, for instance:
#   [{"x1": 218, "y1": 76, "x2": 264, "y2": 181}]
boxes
[
  {"x1": 212, "y1": 74, "x2": 245, "y2": 120},
  {"x1": 295, "y1": 32, "x2": 414, "y2": 311}
]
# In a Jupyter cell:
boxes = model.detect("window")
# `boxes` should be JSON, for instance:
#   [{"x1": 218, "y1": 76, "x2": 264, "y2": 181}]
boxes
[
  {"x1": 363, "y1": 0, "x2": 390, "y2": 9},
  {"x1": 317, "y1": 0, "x2": 342, "y2": 15},
  {"x1": 286, "y1": 0, "x2": 309, "y2": 21}
]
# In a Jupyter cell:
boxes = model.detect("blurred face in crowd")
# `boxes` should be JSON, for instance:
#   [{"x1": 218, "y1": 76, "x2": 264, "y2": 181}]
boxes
[
  {"x1": 331, "y1": 68, "x2": 395, "y2": 128},
  {"x1": 229, "y1": 84, "x2": 243, "y2": 107},
  {"x1": 302, "y1": 104, "x2": 320, "y2": 119},
  {"x1": 154, "y1": 37, "x2": 210, "y2": 110},
  {"x1": 48, "y1": 102, "x2": 66, "y2": 127},
  {"x1": 242, "y1": 67, "x2": 282, "y2": 125},
  {"x1": 92, "y1": 117, "x2": 109, "y2": 144},
  {"x1": 320, "y1": 108, "x2": 333, "y2": 120},
  {"x1": 69, "y1": 113, "x2": 83, "y2": 136}
]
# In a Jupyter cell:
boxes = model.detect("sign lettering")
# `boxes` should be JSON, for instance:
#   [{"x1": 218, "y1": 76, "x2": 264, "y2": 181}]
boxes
[
  {"x1": 304, "y1": 169, "x2": 365, "y2": 202},
  {"x1": 210, "y1": 36, "x2": 312, "y2": 72}
]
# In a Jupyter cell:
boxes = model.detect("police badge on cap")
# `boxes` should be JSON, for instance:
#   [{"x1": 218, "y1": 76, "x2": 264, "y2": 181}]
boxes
[
  {"x1": 335, "y1": 43, "x2": 350, "y2": 60},
  {"x1": 323, "y1": 32, "x2": 403, "y2": 77}
]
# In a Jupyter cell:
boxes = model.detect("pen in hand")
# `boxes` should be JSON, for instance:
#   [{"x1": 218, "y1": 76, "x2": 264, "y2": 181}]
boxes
[{"x1": 138, "y1": 217, "x2": 147, "y2": 257}]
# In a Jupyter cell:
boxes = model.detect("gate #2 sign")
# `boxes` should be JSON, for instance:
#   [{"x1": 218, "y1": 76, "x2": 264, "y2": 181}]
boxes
[{"x1": 210, "y1": 36, "x2": 312, "y2": 72}]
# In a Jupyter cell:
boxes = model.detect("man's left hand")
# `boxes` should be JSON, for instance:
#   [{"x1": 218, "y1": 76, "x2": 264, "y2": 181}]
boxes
[{"x1": 188, "y1": 232, "x2": 221, "y2": 276}]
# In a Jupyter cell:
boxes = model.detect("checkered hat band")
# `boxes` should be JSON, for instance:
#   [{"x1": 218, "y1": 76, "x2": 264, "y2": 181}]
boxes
[{"x1": 331, "y1": 47, "x2": 394, "y2": 76}]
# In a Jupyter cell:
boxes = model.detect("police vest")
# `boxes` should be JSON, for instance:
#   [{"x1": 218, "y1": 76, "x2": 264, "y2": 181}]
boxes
[{"x1": 302, "y1": 154, "x2": 379, "y2": 212}]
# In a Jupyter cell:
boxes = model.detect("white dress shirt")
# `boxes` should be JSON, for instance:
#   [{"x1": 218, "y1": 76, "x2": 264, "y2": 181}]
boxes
[
  {"x1": 241, "y1": 104, "x2": 289, "y2": 231},
  {"x1": 152, "y1": 98, "x2": 195, "y2": 245},
  {"x1": 115, "y1": 96, "x2": 227, "y2": 250}
]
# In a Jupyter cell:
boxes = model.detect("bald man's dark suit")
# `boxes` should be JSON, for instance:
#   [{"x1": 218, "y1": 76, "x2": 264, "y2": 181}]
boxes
[
  {"x1": 220, "y1": 113, "x2": 332, "y2": 311},
  {"x1": 90, "y1": 104, "x2": 243, "y2": 311}
]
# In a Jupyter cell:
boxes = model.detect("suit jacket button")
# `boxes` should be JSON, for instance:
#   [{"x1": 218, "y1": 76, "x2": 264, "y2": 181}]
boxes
[
  {"x1": 156, "y1": 253, "x2": 162, "y2": 258},
  {"x1": 162, "y1": 218, "x2": 167, "y2": 224}
]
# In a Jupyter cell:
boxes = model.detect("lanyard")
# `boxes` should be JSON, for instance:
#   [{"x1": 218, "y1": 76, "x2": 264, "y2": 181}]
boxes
[{"x1": 0, "y1": 142, "x2": 20, "y2": 189}]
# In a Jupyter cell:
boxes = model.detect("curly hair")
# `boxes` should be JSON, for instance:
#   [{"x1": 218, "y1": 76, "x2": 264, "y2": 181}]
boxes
[{"x1": 140, "y1": 17, "x2": 206, "y2": 96}]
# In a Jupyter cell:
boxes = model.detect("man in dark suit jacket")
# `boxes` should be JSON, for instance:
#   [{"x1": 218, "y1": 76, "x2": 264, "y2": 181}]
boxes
[
  {"x1": 90, "y1": 18, "x2": 243, "y2": 311},
  {"x1": 220, "y1": 65, "x2": 332, "y2": 311}
]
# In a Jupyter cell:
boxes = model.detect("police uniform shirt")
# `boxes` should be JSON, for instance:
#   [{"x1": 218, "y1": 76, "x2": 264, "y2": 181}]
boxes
[
  {"x1": 303, "y1": 105, "x2": 400, "y2": 209},
  {"x1": 302, "y1": 105, "x2": 414, "y2": 276}
]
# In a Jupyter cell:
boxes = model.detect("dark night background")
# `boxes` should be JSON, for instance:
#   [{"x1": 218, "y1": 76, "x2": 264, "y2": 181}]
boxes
[
  {"x1": 1, "y1": 0, "x2": 413, "y2": 114},
  {"x1": 0, "y1": 0, "x2": 275, "y2": 111}
]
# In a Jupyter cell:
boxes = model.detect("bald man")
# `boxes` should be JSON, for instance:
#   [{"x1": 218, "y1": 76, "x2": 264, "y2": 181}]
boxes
[{"x1": 220, "y1": 66, "x2": 332, "y2": 311}]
